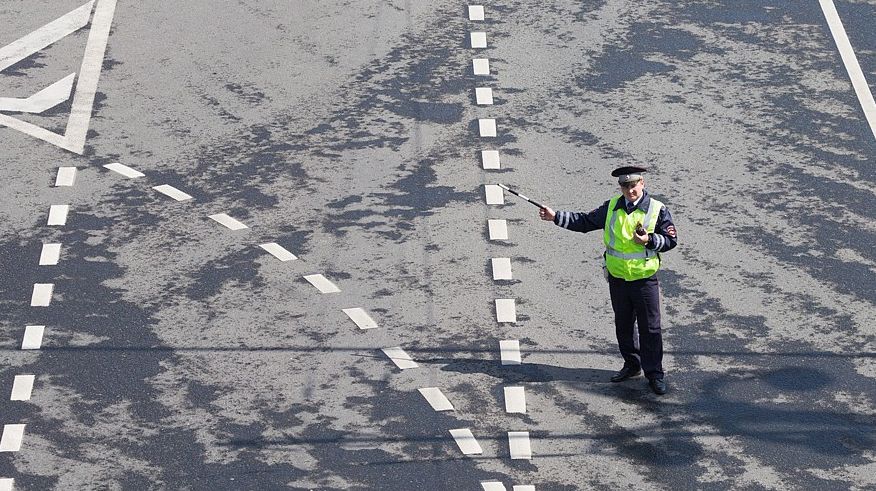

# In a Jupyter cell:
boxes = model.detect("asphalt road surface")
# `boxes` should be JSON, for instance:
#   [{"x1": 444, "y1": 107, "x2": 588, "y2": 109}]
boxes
[{"x1": 1, "y1": 1, "x2": 874, "y2": 490}]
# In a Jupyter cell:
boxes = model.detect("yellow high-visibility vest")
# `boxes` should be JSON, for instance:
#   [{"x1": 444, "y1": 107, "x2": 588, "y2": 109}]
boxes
[{"x1": 603, "y1": 195, "x2": 664, "y2": 281}]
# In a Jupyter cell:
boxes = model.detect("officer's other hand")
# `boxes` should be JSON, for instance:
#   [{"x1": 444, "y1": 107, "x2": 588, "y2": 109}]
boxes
[
  {"x1": 539, "y1": 207, "x2": 555, "y2": 221},
  {"x1": 633, "y1": 229, "x2": 649, "y2": 245}
]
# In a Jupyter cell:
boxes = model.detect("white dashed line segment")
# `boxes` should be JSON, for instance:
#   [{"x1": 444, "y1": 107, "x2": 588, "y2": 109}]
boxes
[
  {"x1": 481, "y1": 482, "x2": 506, "y2": 491},
  {"x1": 30, "y1": 283, "x2": 54, "y2": 307},
  {"x1": 488, "y1": 219, "x2": 508, "y2": 240},
  {"x1": 500, "y1": 340, "x2": 521, "y2": 365},
  {"x1": 472, "y1": 58, "x2": 490, "y2": 75},
  {"x1": 10, "y1": 375, "x2": 35, "y2": 401},
  {"x1": 449, "y1": 428, "x2": 483, "y2": 455},
  {"x1": 103, "y1": 162, "x2": 144, "y2": 178},
  {"x1": 0, "y1": 425, "x2": 25, "y2": 452},
  {"x1": 481, "y1": 150, "x2": 500, "y2": 169},
  {"x1": 478, "y1": 118, "x2": 497, "y2": 137},
  {"x1": 303, "y1": 274, "x2": 341, "y2": 294},
  {"x1": 491, "y1": 258, "x2": 512, "y2": 280},
  {"x1": 417, "y1": 387, "x2": 454, "y2": 411},
  {"x1": 504, "y1": 386, "x2": 526, "y2": 413},
  {"x1": 342, "y1": 308, "x2": 377, "y2": 329},
  {"x1": 0, "y1": 478, "x2": 12, "y2": 491},
  {"x1": 54, "y1": 167, "x2": 76, "y2": 187},
  {"x1": 513, "y1": 486, "x2": 536, "y2": 491},
  {"x1": 484, "y1": 184, "x2": 504, "y2": 204},
  {"x1": 152, "y1": 184, "x2": 193, "y2": 201},
  {"x1": 21, "y1": 326, "x2": 44, "y2": 350},
  {"x1": 468, "y1": 5, "x2": 485, "y2": 21},
  {"x1": 381, "y1": 347, "x2": 418, "y2": 369},
  {"x1": 46, "y1": 204, "x2": 69, "y2": 226},
  {"x1": 470, "y1": 32, "x2": 487, "y2": 48},
  {"x1": 208, "y1": 213, "x2": 248, "y2": 230},
  {"x1": 475, "y1": 87, "x2": 494, "y2": 105},
  {"x1": 39, "y1": 243, "x2": 61, "y2": 265},
  {"x1": 259, "y1": 243, "x2": 297, "y2": 261},
  {"x1": 495, "y1": 298, "x2": 517, "y2": 322},
  {"x1": 508, "y1": 431, "x2": 532, "y2": 459}
]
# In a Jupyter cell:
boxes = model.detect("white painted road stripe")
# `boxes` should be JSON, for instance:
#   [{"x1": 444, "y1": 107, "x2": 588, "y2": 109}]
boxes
[
  {"x1": 303, "y1": 274, "x2": 341, "y2": 293},
  {"x1": 513, "y1": 486, "x2": 535, "y2": 491},
  {"x1": 508, "y1": 431, "x2": 532, "y2": 459},
  {"x1": 468, "y1": 5, "x2": 485, "y2": 21},
  {"x1": 47, "y1": 205, "x2": 69, "y2": 225},
  {"x1": 10, "y1": 375, "x2": 35, "y2": 401},
  {"x1": 492, "y1": 258, "x2": 512, "y2": 280},
  {"x1": 481, "y1": 482, "x2": 506, "y2": 491},
  {"x1": 820, "y1": 0, "x2": 876, "y2": 140},
  {"x1": 504, "y1": 386, "x2": 526, "y2": 413},
  {"x1": 39, "y1": 243, "x2": 62, "y2": 265},
  {"x1": 473, "y1": 58, "x2": 490, "y2": 75},
  {"x1": 208, "y1": 213, "x2": 248, "y2": 230},
  {"x1": 259, "y1": 243, "x2": 297, "y2": 261},
  {"x1": 21, "y1": 326, "x2": 44, "y2": 350},
  {"x1": 30, "y1": 284, "x2": 54, "y2": 307},
  {"x1": 470, "y1": 32, "x2": 487, "y2": 48},
  {"x1": 0, "y1": 478, "x2": 12, "y2": 491},
  {"x1": 104, "y1": 162, "x2": 144, "y2": 178},
  {"x1": 382, "y1": 347, "x2": 418, "y2": 369},
  {"x1": 153, "y1": 184, "x2": 193, "y2": 201},
  {"x1": 418, "y1": 387, "x2": 454, "y2": 411},
  {"x1": 0, "y1": 73, "x2": 75, "y2": 113},
  {"x1": 478, "y1": 118, "x2": 497, "y2": 137},
  {"x1": 475, "y1": 87, "x2": 494, "y2": 105},
  {"x1": 481, "y1": 150, "x2": 500, "y2": 169},
  {"x1": 449, "y1": 428, "x2": 483, "y2": 455},
  {"x1": 342, "y1": 308, "x2": 377, "y2": 329},
  {"x1": 55, "y1": 167, "x2": 77, "y2": 186},
  {"x1": 484, "y1": 184, "x2": 504, "y2": 204},
  {"x1": 488, "y1": 219, "x2": 508, "y2": 240},
  {"x1": 0, "y1": 425, "x2": 25, "y2": 452},
  {"x1": 0, "y1": 1, "x2": 93, "y2": 72},
  {"x1": 500, "y1": 339, "x2": 521, "y2": 365},
  {"x1": 495, "y1": 298, "x2": 516, "y2": 322}
]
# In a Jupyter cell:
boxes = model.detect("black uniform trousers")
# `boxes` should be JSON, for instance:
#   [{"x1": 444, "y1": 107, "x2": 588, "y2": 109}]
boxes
[{"x1": 607, "y1": 274, "x2": 663, "y2": 380}]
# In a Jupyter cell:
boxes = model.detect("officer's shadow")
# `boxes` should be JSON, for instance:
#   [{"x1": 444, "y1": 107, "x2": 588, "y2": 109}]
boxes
[{"x1": 430, "y1": 357, "x2": 615, "y2": 384}]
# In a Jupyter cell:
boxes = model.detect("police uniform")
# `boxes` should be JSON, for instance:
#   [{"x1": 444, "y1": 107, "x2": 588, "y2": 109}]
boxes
[{"x1": 551, "y1": 166, "x2": 677, "y2": 394}]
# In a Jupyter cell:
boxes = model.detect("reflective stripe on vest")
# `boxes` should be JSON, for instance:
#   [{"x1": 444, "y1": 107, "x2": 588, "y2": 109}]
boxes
[{"x1": 602, "y1": 196, "x2": 664, "y2": 280}]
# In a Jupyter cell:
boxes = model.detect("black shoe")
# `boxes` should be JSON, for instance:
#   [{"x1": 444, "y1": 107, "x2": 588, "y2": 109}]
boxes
[
  {"x1": 610, "y1": 366, "x2": 642, "y2": 383},
  {"x1": 649, "y1": 378, "x2": 667, "y2": 395}
]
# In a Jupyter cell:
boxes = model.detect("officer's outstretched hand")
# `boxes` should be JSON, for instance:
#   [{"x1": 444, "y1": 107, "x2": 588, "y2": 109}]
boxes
[
  {"x1": 538, "y1": 206, "x2": 555, "y2": 222},
  {"x1": 633, "y1": 229, "x2": 649, "y2": 245}
]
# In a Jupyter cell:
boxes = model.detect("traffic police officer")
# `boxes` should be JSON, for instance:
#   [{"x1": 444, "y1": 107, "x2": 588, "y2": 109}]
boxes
[{"x1": 538, "y1": 166, "x2": 677, "y2": 395}]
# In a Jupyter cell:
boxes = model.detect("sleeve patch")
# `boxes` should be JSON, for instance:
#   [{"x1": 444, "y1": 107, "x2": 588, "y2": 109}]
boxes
[{"x1": 666, "y1": 225, "x2": 676, "y2": 238}]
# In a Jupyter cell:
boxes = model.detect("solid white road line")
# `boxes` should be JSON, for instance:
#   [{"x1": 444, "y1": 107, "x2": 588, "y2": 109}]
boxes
[
  {"x1": 21, "y1": 326, "x2": 44, "y2": 350},
  {"x1": 476, "y1": 87, "x2": 494, "y2": 105},
  {"x1": 468, "y1": 5, "x2": 485, "y2": 21},
  {"x1": 491, "y1": 258, "x2": 512, "y2": 280},
  {"x1": 0, "y1": 1, "x2": 93, "y2": 72},
  {"x1": 0, "y1": 425, "x2": 25, "y2": 452},
  {"x1": 508, "y1": 431, "x2": 532, "y2": 459},
  {"x1": 381, "y1": 347, "x2": 418, "y2": 369},
  {"x1": 152, "y1": 184, "x2": 193, "y2": 201},
  {"x1": 39, "y1": 243, "x2": 62, "y2": 265},
  {"x1": 259, "y1": 243, "x2": 297, "y2": 261},
  {"x1": 820, "y1": 0, "x2": 876, "y2": 140},
  {"x1": 449, "y1": 428, "x2": 483, "y2": 455},
  {"x1": 30, "y1": 283, "x2": 54, "y2": 307},
  {"x1": 417, "y1": 387, "x2": 454, "y2": 411},
  {"x1": 500, "y1": 340, "x2": 521, "y2": 365},
  {"x1": 54, "y1": 166, "x2": 77, "y2": 186},
  {"x1": 470, "y1": 32, "x2": 487, "y2": 48},
  {"x1": 513, "y1": 486, "x2": 535, "y2": 491},
  {"x1": 10, "y1": 375, "x2": 35, "y2": 401},
  {"x1": 473, "y1": 58, "x2": 490, "y2": 75},
  {"x1": 504, "y1": 386, "x2": 526, "y2": 413},
  {"x1": 478, "y1": 118, "x2": 497, "y2": 137},
  {"x1": 481, "y1": 150, "x2": 500, "y2": 169},
  {"x1": 208, "y1": 213, "x2": 248, "y2": 230},
  {"x1": 495, "y1": 298, "x2": 516, "y2": 322},
  {"x1": 47, "y1": 205, "x2": 69, "y2": 225},
  {"x1": 481, "y1": 482, "x2": 506, "y2": 491},
  {"x1": 342, "y1": 308, "x2": 378, "y2": 329},
  {"x1": 484, "y1": 184, "x2": 504, "y2": 204},
  {"x1": 0, "y1": 73, "x2": 75, "y2": 113},
  {"x1": 303, "y1": 274, "x2": 341, "y2": 293},
  {"x1": 488, "y1": 219, "x2": 508, "y2": 240},
  {"x1": 0, "y1": 478, "x2": 12, "y2": 491},
  {"x1": 103, "y1": 162, "x2": 144, "y2": 178}
]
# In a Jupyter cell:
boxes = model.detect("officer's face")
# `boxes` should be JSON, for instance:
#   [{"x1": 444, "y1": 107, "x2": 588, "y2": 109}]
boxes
[{"x1": 621, "y1": 179, "x2": 644, "y2": 202}]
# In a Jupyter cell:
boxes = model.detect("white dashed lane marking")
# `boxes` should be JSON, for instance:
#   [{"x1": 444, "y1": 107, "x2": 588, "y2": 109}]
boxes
[
  {"x1": 30, "y1": 283, "x2": 54, "y2": 307},
  {"x1": 481, "y1": 482, "x2": 506, "y2": 491},
  {"x1": 39, "y1": 243, "x2": 61, "y2": 265},
  {"x1": 449, "y1": 428, "x2": 483, "y2": 455},
  {"x1": 495, "y1": 298, "x2": 516, "y2": 322},
  {"x1": 208, "y1": 213, "x2": 248, "y2": 230},
  {"x1": 10, "y1": 375, "x2": 35, "y2": 401},
  {"x1": 259, "y1": 242, "x2": 297, "y2": 261},
  {"x1": 46, "y1": 204, "x2": 69, "y2": 226},
  {"x1": 103, "y1": 162, "x2": 144, "y2": 178},
  {"x1": 470, "y1": 32, "x2": 487, "y2": 48},
  {"x1": 21, "y1": 326, "x2": 44, "y2": 350},
  {"x1": 0, "y1": 425, "x2": 25, "y2": 452},
  {"x1": 472, "y1": 58, "x2": 490, "y2": 75},
  {"x1": 475, "y1": 87, "x2": 494, "y2": 105},
  {"x1": 381, "y1": 347, "x2": 418, "y2": 369},
  {"x1": 508, "y1": 431, "x2": 532, "y2": 459},
  {"x1": 484, "y1": 184, "x2": 504, "y2": 204},
  {"x1": 503, "y1": 386, "x2": 526, "y2": 413},
  {"x1": 488, "y1": 219, "x2": 508, "y2": 240},
  {"x1": 500, "y1": 340, "x2": 521, "y2": 365},
  {"x1": 491, "y1": 258, "x2": 512, "y2": 280},
  {"x1": 54, "y1": 167, "x2": 76, "y2": 187},
  {"x1": 468, "y1": 5, "x2": 485, "y2": 21},
  {"x1": 417, "y1": 387, "x2": 454, "y2": 411},
  {"x1": 152, "y1": 184, "x2": 193, "y2": 201},
  {"x1": 481, "y1": 150, "x2": 500, "y2": 169},
  {"x1": 0, "y1": 478, "x2": 12, "y2": 491},
  {"x1": 513, "y1": 486, "x2": 535, "y2": 491},
  {"x1": 342, "y1": 308, "x2": 377, "y2": 329},
  {"x1": 303, "y1": 274, "x2": 341, "y2": 293},
  {"x1": 478, "y1": 118, "x2": 497, "y2": 137}
]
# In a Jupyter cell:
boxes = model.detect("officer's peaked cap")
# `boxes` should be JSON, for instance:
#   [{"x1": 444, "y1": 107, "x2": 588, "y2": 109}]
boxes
[{"x1": 611, "y1": 166, "x2": 647, "y2": 184}]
